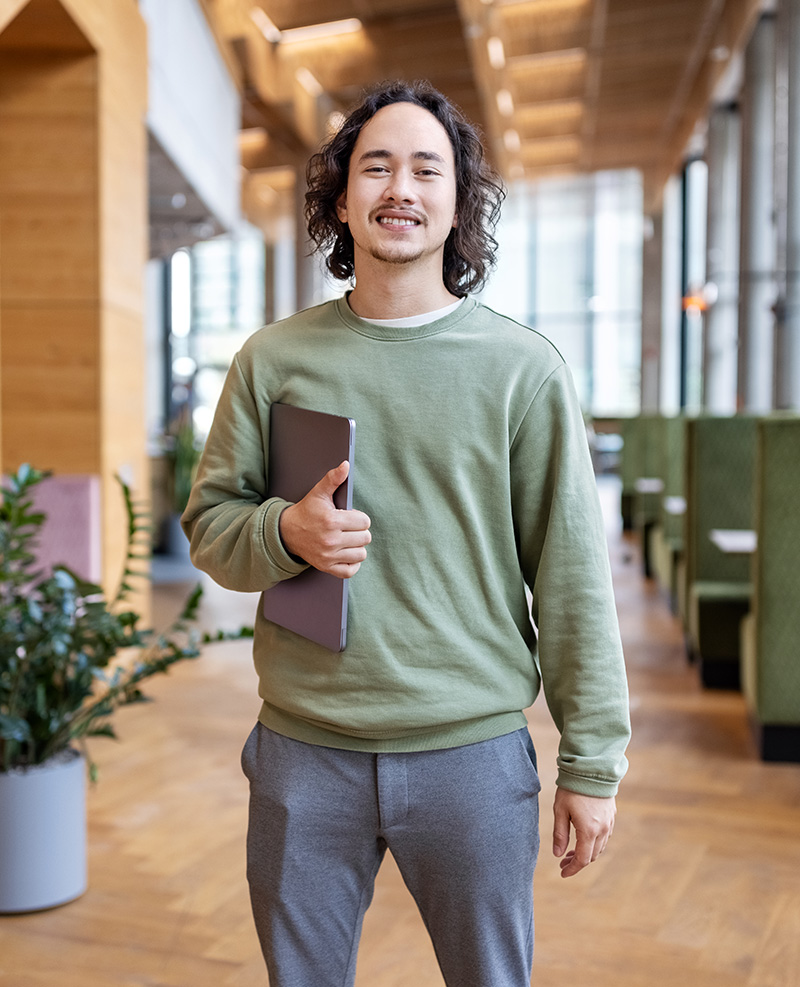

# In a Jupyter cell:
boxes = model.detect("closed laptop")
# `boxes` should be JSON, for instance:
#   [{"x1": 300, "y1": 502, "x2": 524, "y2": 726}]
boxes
[{"x1": 262, "y1": 403, "x2": 356, "y2": 652}]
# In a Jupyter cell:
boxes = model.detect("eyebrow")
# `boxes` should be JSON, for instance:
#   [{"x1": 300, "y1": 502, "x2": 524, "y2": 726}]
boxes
[{"x1": 357, "y1": 149, "x2": 447, "y2": 165}]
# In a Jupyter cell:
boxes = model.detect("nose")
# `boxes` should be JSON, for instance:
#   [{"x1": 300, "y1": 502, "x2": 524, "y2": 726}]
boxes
[{"x1": 383, "y1": 167, "x2": 415, "y2": 203}]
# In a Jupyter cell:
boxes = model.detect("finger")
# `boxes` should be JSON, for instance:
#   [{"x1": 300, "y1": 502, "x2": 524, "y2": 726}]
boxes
[
  {"x1": 330, "y1": 560, "x2": 362, "y2": 579},
  {"x1": 552, "y1": 801, "x2": 571, "y2": 858},
  {"x1": 560, "y1": 831, "x2": 594, "y2": 878},
  {"x1": 314, "y1": 461, "x2": 350, "y2": 499},
  {"x1": 338, "y1": 509, "x2": 371, "y2": 532},
  {"x1": 336, "y1": 529, "x2": 372, "y2": 549},
  {"x1": 332, "y1": 545, "x2": 368, "y2": 565}
]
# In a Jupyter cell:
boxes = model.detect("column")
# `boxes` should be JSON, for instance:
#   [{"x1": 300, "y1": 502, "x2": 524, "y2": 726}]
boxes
[
  {"x1": 640, "y1": 209, "x2": 663, "y2": 413},
  {"x1": 0, "y1": 0, "x2": 149, "y2": 599},
  {"x1": 660, "y1": 175, "x2": 683, "y2": 415},
  {"x1": 704, "y1": 104, "x2": 741, "y2": 414},
  {"x1": 738, "y1": 15, "x2": 778, "y2": 412},
  {"x1": 781, "y1": 0, "x2": 800, "y2": 407}
]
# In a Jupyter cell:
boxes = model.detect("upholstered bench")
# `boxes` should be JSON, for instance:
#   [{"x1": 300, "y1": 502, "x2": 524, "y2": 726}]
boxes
[
  {"x1": 683, "y1": 416, "x2": 757, "y2": 688},
  {"x1": 741, "y1": 416, "x2": 800, "y2": 761}
]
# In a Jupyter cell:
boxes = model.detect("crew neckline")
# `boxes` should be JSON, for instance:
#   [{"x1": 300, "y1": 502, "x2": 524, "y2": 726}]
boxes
[
  {"x1": 357, "y1": 297, "x2": 464, "y2": 328},
  {"x1": 335, "y1": 294, "x2": 477, "y2": 341}
]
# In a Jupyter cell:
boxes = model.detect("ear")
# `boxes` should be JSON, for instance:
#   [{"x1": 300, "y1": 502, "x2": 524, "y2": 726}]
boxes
[
  {"x1": 452, "y1": 213, "x2": 458, "y2": 229},
  {"x1": 336, "y1": 191, "x2": 348, "y2": 224}
]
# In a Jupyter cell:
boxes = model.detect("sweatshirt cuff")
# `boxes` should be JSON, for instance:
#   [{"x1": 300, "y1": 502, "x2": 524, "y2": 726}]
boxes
[
  {"x1": 556, "y1": 768, "x2": 622, "y2": 798},
  {"x1": 261, "y1": 498, "x2": 310, "y2": 577}
]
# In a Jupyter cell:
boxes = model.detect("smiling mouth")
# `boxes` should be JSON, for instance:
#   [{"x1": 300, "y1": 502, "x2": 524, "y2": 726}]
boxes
[{"x1": 377, "y1": 216, "x2": 421, "y2": 227}]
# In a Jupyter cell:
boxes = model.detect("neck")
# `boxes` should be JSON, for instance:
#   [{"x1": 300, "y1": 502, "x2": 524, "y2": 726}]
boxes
[{"x1": 347, "y1": 253, "x2": 459, "y2": 320}]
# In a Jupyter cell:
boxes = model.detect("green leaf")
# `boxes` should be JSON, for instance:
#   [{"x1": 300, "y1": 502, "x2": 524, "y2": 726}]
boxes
[
  {"x1": 0, "y1": 714, "x2": 32, "y2": 743},
  {"x1": 0, "y1": 463, "x2": 235, "y2": 774},
  {"x1": 87, "y1": 723, "x2": 117, "y2": 739}
]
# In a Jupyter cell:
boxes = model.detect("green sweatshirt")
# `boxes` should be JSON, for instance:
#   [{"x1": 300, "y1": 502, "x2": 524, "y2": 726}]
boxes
[{"x1": 182, "y1": 295, "x2": 630, "y2": 797}]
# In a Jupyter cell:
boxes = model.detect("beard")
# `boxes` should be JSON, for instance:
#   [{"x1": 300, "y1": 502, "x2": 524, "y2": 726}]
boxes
[{"x1": 367, "y1": 242, "x2": 427, "y2": 265}]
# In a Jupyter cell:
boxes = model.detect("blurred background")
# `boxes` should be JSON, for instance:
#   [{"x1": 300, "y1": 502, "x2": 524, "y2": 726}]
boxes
[
  {"x1": 2, "y1": 3, "x2": 800, "y2": 986},
  {"x1": 2, "y1": 0, "x2": 794, "y2": 579}
]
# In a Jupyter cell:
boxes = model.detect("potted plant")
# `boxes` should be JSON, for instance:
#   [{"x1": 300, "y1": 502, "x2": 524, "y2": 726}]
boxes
[{"x1": 0, "y1": 464, "x2": 207, "y2": 913}]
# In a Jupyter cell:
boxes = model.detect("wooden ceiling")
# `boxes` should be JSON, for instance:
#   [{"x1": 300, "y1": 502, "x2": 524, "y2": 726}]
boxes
[{"x1": 205, "y1": 0, "x2": 765, "y2": 209}]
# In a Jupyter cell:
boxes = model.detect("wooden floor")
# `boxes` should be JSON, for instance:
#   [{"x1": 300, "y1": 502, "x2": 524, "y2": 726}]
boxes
[{"x1": 2, "y1": 478, "x2": 800, "y2": 986}]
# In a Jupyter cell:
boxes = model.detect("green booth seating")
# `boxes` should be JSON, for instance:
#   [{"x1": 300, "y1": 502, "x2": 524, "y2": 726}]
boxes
[
  {"x1": 619, "y1": 416, "x2": 659, "y2": 528},
  {"x1": 651, "y1": 415, "x2": 686, "y2": 610},
  {"x1": 684, "y1": 416, "x2": 757, "y2": 689},
  {"x1": 620, "y1": 415, "x2": 663, "y2": 577},
  {"x1": 634, "y1": 415, "x2": 666, "y2": 579},
  {"x1": 742, "y1": 416, "x2": 800, "y2": 762},
  {"x1": 619, "y1": 416, "x2": 643, "y2": 531}
]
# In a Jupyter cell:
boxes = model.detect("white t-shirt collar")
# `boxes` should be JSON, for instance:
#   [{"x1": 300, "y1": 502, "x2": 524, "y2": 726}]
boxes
[{"x1": 349, "y1": 297, "x2": 465, "y2": 328}]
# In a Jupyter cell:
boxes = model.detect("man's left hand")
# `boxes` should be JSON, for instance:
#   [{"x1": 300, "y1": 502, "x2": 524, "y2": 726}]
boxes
[{"x1": 552, "y1": 787, "x2": 616, "y2": 879}]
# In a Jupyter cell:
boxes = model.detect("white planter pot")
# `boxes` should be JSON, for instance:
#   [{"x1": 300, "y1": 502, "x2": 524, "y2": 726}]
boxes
[
  {"x1": 165, "y1": 511, "x2": 191, "y2": 560},
  {"x1": 0, "y1": 749, "x2": 87, "y2": 913}
]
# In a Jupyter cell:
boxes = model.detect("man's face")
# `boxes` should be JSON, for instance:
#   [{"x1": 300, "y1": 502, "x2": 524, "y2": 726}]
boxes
[{"x1": 336, "y1": 102, "x2": 458, "y2": 273}]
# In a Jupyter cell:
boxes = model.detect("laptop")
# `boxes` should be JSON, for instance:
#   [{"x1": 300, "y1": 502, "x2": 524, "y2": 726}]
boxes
[{"x1": 262, "y1": 403, "x2": 356, "y2": 652}]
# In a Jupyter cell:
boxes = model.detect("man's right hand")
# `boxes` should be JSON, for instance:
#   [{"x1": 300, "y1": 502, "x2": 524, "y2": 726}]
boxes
[{"x1": 278, "y1": 461, "x2": 372, "y2": 579}]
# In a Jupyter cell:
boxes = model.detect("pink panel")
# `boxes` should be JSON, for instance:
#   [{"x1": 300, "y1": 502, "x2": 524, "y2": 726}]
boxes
[{"x1": 30, "y1": 475, "x2": 102, "y2": 583}]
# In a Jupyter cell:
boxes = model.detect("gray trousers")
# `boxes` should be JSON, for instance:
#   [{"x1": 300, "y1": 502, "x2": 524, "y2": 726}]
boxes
[{"x1": 241, "y1": 724, "x2": 541, "y2": 987}]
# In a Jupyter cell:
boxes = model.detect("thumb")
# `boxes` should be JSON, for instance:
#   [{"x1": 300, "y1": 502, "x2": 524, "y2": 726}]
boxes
[
  {"x1": 314, "y1": 460, "x2": 349, "y2": 501},
  {"x1": 552, "y1": 798, "x2": 571, "y2": 858}
]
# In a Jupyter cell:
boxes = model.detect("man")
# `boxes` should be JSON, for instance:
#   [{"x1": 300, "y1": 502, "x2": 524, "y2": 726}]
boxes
[{"x1": 183, "y1": 80, "x2": 630, "y2": 987}]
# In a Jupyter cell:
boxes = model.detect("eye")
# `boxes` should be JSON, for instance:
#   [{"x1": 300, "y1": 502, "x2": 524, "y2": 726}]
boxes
[{"x1": 416, "y1": 168, "x2": 441, "y2": 177}]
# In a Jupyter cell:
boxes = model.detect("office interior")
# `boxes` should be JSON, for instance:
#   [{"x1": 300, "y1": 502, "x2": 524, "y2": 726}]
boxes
[{"x1": 1, "y1": 0, "x2": 799, "y2": 984}]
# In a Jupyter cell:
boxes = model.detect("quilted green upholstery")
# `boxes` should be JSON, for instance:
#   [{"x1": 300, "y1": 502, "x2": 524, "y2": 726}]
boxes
[
  {"x1": 684, "y1": 416, "x2": 757, "y2": 680},
  {"x1": 620, "y1": 415, "x2": 662, "y2": 530},
  {"x1": 744, "y1": 417, "x2": 800, "y2": 725},
  {"x1": 619, "y1": 417, "x2": 642, "y2": 495},
  {"x1": 660, "y1": 416, "x2": 687, "y2": 546},
  {"x1": 620, "y1": 415, "x2": 662, "y2": 489},
  {"x1": 652, "y1": 416, "x2": 687, "y2": 604},
  {"x1": 686, "y1": 416, "x2": 757, "y2": 586}
]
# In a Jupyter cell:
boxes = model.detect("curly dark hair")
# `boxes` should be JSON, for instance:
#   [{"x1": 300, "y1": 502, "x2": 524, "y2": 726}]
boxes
[{"x1": 305, "y1": 80, "x2": 506, "y2": 296}]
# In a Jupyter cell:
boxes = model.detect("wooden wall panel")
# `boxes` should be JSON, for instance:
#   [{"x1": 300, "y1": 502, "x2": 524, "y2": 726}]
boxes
[
  {"x1": 0, "y1": 51, "x2": 100, "y2": 471},
  {"x1": 60, "y1": 0, "x2": 150, "y2": 596},
  {"x1": 101, "y1": 305, "x2": 150, "y2": 618},
  {"x1": 0, "y1": 0, "x2": 149, "y2": 606},
  {"x1": 0, "y1": 0, "x2": 90, "y2": 47}
]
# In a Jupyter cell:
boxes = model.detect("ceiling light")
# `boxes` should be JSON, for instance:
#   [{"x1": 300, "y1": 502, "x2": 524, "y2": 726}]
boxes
[
  {"x1": 516, "y1": 99, "x2": 583, "y2": 126},
  {"x1": 280, "y1": 18, "x2": 362, "y2": 44},
  {"x1": 511, "y1": 47, "x2": 586, "y2": 69},
  {"x1": 504, "y1": 129, "x2": 522, "y2": 152},
  {"x1": 250, "y1": 7, "x2": 281, "y2": 43},
  {"x1": 520, "y1": 136, "x2": 581, "y2": 163},
  {"x1": 239, "y1": 127, "x2": 269, "y2": 148},
  {"x1": 496, "y1": 89, "x2": 515, "y2": 116},
  {"x1": 487, "y1": 36, "x2": 506, "y2": 70},
  {"x1": 295, "y1": 67, "x2": 323, "y2": 97},
  {"x1": 501, "y1": 0, "x2": 589, "y2": 14}
]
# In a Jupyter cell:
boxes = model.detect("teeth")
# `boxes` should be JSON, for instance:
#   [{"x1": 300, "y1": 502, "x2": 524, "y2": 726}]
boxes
[{"x1": 379, "y1": 217, "x2": 418, "y2": 226}]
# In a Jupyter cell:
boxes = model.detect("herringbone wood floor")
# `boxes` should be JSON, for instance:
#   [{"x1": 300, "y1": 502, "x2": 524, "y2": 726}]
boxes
[{"x1": 2, "y1": 478, "x2": 799, "y2": 986}]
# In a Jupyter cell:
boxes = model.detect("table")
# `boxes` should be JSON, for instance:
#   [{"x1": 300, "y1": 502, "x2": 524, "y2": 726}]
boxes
[
  {"x1": 664, "y1": 496, "x2": 687, "y2": 516},
  {"x1": 635, "y1": 477, "x2": 665, "y2": 494},
  {"x1": 709, "y1": 529, "x2": 757, "y2": 554}
]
